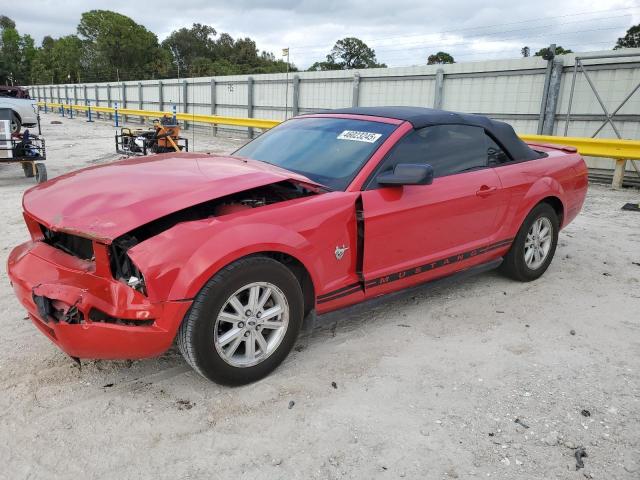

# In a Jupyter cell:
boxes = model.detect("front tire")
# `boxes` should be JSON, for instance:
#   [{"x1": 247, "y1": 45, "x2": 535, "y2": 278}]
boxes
[
  {"x1": 10, "y1": 113, "x2": 21, "y2": 134},
  {"x1": 500, "y1": 203, "x2": 559, "y2": 282},
  {"x1": 177, "y1": 256, "x2": 304, "y2": 385}
]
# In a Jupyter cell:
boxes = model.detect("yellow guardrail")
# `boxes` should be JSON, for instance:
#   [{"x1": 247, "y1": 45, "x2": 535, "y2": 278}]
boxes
[
  {"x1": 39, "y1": 102, "x2": 639, "y2": 186},
  {"x1": 520, "y1": 134, "x2": 640, "y2": 160},
  {"x1": 38, "y1": 102, "x2": 281, "y2": 130}
]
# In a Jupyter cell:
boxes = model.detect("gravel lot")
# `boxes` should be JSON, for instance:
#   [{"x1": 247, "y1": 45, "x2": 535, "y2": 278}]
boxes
[{"x1": 1, "y1": 113, "x2": 639, "y2": 479}]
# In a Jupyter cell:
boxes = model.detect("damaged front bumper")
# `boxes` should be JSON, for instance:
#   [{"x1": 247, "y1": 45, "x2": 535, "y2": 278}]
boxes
[{"x1": 7, "y1": 240, "x2": 191, "y2": 359}]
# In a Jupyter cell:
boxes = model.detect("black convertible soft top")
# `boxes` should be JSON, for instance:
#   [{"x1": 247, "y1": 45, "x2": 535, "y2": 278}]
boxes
[{"x1": 328, "y1": 106, "x2": 541, "y2": 161}]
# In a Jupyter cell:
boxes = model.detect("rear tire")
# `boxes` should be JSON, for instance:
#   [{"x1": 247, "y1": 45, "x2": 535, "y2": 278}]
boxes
[
  {"x1": 177, "y1": 256, "x2": 304, "y2": 385},
  {"x1": 499, "y1": 203, "x2": 559, "y2": 282}
]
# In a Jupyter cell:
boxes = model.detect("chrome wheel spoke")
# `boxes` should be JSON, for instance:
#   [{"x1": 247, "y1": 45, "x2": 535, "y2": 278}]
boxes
[
  {"x1": 247, "y1": 285, "x2": 260, "y2": 312},
  {"x1": 228, "y1": 296, "x2": 246, "y2": 316},
  {"x1": 218, "y1": 311, "x2": 242, "y2": 324},
  {"x1": 214, "y1": 281, "x2": 290, "y2": 368},
  {"x1": 261, "y1": 305, "x2": 282, "y2": 321},
  {"x1": 218, "y1": 327, "x2": 243, "y2": 347},
  {"x1": 524, "y1": 247, "x2": 534, "y2": 263},
  {"x1": 261, "y1": 320, "x2": 283, "y2": 330},
  {"x1": 246, "y1": 331, "x2": 256, "y2": 361},
  {"x1": 255, "y1": 331, "x2": 268, "y2": 353},
  {"x1": 256, "y1": 287, "x2": 272, "y2": 312},
  {"x1": 226, "y1": 335, "x2": 243, "y2": 357}
]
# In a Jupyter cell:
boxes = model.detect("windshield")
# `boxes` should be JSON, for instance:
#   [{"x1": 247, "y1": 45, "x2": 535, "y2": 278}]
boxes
[{"x1": 233, "y1": 117, "x2": 397, "y2": 190}]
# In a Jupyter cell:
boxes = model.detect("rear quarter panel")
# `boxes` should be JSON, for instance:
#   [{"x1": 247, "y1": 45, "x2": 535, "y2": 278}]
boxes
[{"x1": 493, "y1": 147, "x2": 588, "y2": 240}]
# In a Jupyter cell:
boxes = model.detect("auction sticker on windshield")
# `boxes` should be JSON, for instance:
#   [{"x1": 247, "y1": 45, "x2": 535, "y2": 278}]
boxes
[{"x1": 337, "y1": 130, "x2": 383, "y2": 143}]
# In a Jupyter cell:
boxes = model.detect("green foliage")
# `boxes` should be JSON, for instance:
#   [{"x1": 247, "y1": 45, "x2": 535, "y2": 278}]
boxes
[
  {"x1": 521, "y1": 46, "x2": 530, "y2": 57},
  {"x1": 162, "y1": 26, "x2": 296, "y2": 77},
  {"x1": 0, "y1": 20, "x2": 36, "y2": 84},
  {"x1": 1, "y1": 12, "x2": 296, "y2": 85},
  {"x1": 427, "y1": 51, "x2": 455, "y2": 65},
  {"x1": 161, "y1": 23, "x2": 217, "y2": 76},
  {"x1": 77, "y1": 10, "x2": 168, "y2": 81},
  {"x1": 534, "y1": 45, "x2": 573, "y2": 58},
  {"x1": 309, "y1": 37, "x2": 386, "y2": 71},
  {"x1": 614, "y1": 24, "x2": 640, "y2": 49}
]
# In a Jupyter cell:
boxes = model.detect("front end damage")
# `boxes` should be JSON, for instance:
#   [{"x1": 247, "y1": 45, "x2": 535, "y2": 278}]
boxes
[
  {"x1": 7, "y1": 234, "x2": 191, "y2": 360},
  {"x1": 7, "y1": 179, "x2": 323, "y2": 360}
]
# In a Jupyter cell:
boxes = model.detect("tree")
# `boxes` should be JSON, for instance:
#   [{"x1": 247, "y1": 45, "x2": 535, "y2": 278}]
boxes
[
  {"x1": 309, "y1": 37, "x2": 386, "y2": 71},
  {"x1": 162, "y1": 26, "x2": 293, "y2": 76},
  {"x1": 161, "y1": 23, "x2": 217, "y2": 76},
  {"x1": 0, "y1": 15, "x2": 15, "y2": 30},
  {"x1": 534, "y1": 45, "x2": 572, "y2": 58},
  {"x1": 0, "y1": 16, "x2": 36, "y2": 84},
  {"x1": 427, "y1": 51, "x2": 455, "y2": 65},
  {"x1": 521, "y1": 46, "x2": 530, "y2": 57},
  {"x1": 614, "y1": 24, "x2": 640, "y2": 49},
  {"x1": 77, "y1": 10, "x2": 168, "y2": 81}
]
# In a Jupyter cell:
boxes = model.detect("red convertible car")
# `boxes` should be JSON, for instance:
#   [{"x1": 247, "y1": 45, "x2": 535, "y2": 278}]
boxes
[{"x1": 7, "y1": 107, "x2": 588, "y2": 384}]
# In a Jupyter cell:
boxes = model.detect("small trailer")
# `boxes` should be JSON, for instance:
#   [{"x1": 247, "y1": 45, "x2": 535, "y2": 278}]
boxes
[
  {"x1": 115, "y1": 116, "x2": 189, "y2": 156},
  {"x1": 0, "y1": 109, "x2": 47, "y2": 183}
]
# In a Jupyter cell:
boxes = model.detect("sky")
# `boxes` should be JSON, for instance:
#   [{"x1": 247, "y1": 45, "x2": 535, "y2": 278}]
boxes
[{"x1": 7, "y1": 0, "x2": 640, "y2": 69}]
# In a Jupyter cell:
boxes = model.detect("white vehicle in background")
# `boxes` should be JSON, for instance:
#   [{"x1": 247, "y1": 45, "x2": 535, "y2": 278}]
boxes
[{"x1": 0, "y1": 91, "x2": 38, "y2": 134}]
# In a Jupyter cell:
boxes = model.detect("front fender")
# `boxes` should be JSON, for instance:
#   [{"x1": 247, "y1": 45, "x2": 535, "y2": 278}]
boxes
[{"x1": 127, "y1": 191, "x2": 359, "y2": 302}]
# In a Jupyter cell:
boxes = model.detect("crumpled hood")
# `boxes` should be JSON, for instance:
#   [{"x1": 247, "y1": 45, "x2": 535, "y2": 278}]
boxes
[{"x1": 23, "y1": 152, "x2": 318, "y2": 243}]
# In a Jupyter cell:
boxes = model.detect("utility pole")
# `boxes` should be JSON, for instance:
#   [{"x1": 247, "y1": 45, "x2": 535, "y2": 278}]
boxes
[{"x1": 283, "y1": 48, "x2": 290, "y2": 120}]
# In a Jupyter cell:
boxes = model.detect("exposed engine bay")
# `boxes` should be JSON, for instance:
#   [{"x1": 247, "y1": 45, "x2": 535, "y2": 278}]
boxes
[{"x1": 109, "y1": 180, "x2": 323, "y2": 293}]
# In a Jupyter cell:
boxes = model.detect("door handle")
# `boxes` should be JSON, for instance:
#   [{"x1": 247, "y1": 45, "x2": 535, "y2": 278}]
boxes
[{"x1": 476, "y1": 185, "x2": 498, "y2": 197}]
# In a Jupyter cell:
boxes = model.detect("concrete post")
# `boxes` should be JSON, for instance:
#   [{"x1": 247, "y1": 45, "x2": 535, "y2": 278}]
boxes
[
  {"x1": 138, "y1": 82, "x2": 144, "y2": 123},
  {"x1": 247, "y1": 77, "x2": 254, "y2": 138},
  {"x1": 181, "y1": 79, "x2": 189, "y2": 130},
  {"x1": 537, "y1": 44, "x2": 556, "y2": 134},
  {"x1": 83, "y1": 85, "x2": 88, "y2": 119},
  {"x1": 292, "y1": 75, "x2": 300, "y2": 117},
  {"x1": 434, "y1": 68, "x2": 445, "y2": 109},
  {"x1": 158, "y1": 81, "x2": 164, "y2": 112},
  {"x1": 210, "y1": 78, "x2": 217, "y2": 136},
  {"x1": 95, "y1": 85, "x2": 100, "y2": 119},
  {"x1": 121, "y1": 82, "x2": 127, "y2": 123},
  {"x1": 612, "y1": 160, "x2": 627, "y2": 189},
  {"x1": 352, "y1": 73, "x2": 361, "y2": 107},
  {"x1": 541, "y1": 59, "x2": 564, "y2": 135},
  {"x1": 107, "y1": 83, "x2": 112, "y2": 120}
]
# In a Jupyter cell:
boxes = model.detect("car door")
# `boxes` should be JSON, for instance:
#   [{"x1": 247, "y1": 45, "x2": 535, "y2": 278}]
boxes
[{"x1": 360, "y1": 124, "x2": 510, "y2": 296}]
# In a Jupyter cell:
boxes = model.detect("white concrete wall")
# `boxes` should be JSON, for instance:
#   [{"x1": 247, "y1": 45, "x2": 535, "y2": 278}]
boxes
[{"x1": 29, "y1": 48, "x2": 640, "y2": 173}]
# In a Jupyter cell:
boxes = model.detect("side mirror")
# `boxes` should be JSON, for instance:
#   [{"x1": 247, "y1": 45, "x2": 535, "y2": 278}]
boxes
[{"x1": 377, "y1": 163, "x2": 434, "y2": 186}]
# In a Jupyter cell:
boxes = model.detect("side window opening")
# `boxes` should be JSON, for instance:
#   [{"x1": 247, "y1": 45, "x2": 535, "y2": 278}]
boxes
[{"x1": 369, "y1": 124, "x2": 492, "y2": 188}]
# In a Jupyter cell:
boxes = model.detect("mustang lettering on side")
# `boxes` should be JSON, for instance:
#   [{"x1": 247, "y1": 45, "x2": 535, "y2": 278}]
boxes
[{"x1": 7, "y1": 107, "x2": 588, "y2": 385}]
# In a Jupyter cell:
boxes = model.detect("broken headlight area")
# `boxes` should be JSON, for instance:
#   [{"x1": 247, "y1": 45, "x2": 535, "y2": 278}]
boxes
[
  {"x1": 88, "y1": 308, "x2": 154, "y2": 327},
  {"x1": 109, "y1": 236, "x2": 147, "y2": 296},
  {"x1": 33, "y1": 294, "x2": 84, "y2": 324},
  {"x1": 40, "y1": 224, "x2": 94, "y2": 261}
]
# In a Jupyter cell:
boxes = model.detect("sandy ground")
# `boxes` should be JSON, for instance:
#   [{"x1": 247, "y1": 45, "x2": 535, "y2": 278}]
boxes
[{"x1": 1, "y1": 113, "x2": 639, "y2": 480}]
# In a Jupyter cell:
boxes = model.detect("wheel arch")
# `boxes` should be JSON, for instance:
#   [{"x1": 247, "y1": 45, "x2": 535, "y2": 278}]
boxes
[
  {"x1": 10, "y1": 109, "x2": 21, "y2": 123},
  {"x1": 246, "y1": 251, "x2": 316, "y2": 318},
  {"x1": 538, "y1": 196, "x2": 564, "y2": 226},
  {"x1": 517, "y1": 177, "x2": 567, "y2": 232}
]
